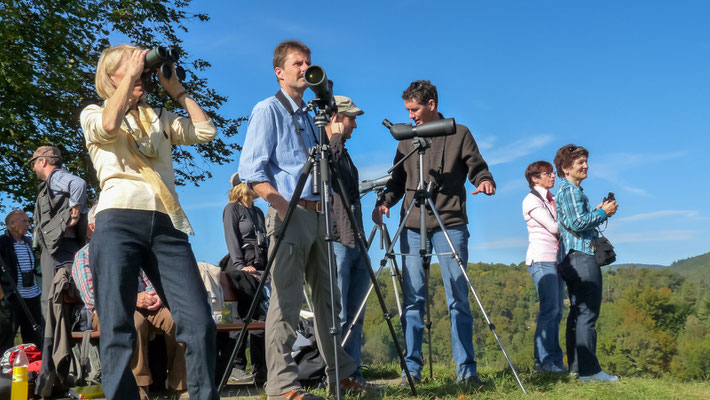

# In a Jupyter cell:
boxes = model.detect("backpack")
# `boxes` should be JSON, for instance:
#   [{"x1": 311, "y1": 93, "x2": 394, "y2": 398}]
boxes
[{"x1": 292, "y1": 315, "x2": 326, "y2": 387}]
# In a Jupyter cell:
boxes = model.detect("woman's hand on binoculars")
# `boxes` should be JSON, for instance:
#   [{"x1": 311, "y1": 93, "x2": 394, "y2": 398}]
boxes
[
  {"x1": 158, "y1": 63, "x2": 185, "y2": 98},
  {"x1": 601, "y1": 200, "x2": 618, "y2": 217}
]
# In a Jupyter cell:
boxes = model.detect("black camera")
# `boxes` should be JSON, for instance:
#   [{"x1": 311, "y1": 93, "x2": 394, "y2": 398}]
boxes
[
  {"x1": 603, "y1": 192, "x2": 615, "y2": 203},
  {"x1": 143, "y1": 46, "x2": 186, "y2": 81},
  {"x1": 21, "y1": 270, "x2": 35, "y2": 287},
  {"x1": 382, "y1": 118, "x2": 456, "y2": 141}
]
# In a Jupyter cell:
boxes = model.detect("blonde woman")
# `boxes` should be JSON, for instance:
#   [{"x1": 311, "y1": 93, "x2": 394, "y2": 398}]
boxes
[
  {"x1": 220, "y1": 173, "x2": 268, "y2": 386},
  {"x1": 80, "y1": 44, "x2": 218, "y2": 400}
]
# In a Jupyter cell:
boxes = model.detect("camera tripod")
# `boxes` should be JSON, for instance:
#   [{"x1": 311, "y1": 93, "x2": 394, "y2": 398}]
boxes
[
  {"x1": 341, "y1": 203, "x2": 404, "y2": 346},
  {"x1": 218, "y1": 101, "x2": 418, "y2": 398},
  {"x1": 370, "y1": 136, "x2": 527, "y2": 393}
]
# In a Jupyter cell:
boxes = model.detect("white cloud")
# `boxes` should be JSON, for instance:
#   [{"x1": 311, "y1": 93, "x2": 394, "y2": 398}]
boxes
[
  {"x1": 611, "y1": 229, "x2": 699, "y2": 244},
  {"x1": 616, "y1": 210, "x2": 700, "y2": 223},
  {"x1": 590, "y1": 151, "x2": 687, "y2": 197},
  {"x1": 470, "y1": 236, "x2": 528, "y2": 250},
  {"x1": 484, "y1": 134, "x2": 555, "y2": 166}
]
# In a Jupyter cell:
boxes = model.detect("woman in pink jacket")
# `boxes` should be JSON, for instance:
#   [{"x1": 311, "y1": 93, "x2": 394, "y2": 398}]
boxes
[{"x1": 522, "y1": 161, "x2": 567, "y2": 374}]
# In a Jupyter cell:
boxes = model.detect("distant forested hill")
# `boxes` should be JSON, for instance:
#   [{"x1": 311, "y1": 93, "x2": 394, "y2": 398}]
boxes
[
  {"x1": 606, "y1": 263, "x2": 667, "y2": 271},
  {"x1": 670, "y1": 252, "x2": 710, "y2": 283}
]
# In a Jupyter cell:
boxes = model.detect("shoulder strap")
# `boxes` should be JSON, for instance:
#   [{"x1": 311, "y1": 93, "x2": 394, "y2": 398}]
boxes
[
  {"x1": 529, "y1": 189, "x2": 556, "y2": 221},
  {"x1": 274, "y1": 90, "x2": 309, "y2": 154}
]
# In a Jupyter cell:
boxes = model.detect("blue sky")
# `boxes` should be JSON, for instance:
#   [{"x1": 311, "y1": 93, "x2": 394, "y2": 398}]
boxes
[{"x1": 162, "y1": 1, "x2": 709, "y2": 267}]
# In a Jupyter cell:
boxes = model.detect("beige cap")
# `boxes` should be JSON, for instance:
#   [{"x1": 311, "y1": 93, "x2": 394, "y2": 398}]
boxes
[
  {"x1": 29, "y1": 146, "x2": 62, "y2": 164},
  {"x1": 334, "y1": 96, "x2": 364, "y2": 117}
]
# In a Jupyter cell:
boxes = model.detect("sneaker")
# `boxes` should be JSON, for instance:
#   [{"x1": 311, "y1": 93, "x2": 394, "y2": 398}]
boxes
[
  {"x1": 459, "y1": 375, "x2": 488, "y2": 387},
  {"x1": 578, "y1": 370, "x2": 619, "y2": 382},
  {"x1": 280, "y1": 389, "x2": 325, "y2": 400},
  {"x1": 399, "y1": 375, "x2": 421, "y2": 387},
  {"x1": 534, "y1": 363, "x2": 568, "y2": 374},
  {"x1": 228, "y1": 368, "x2": 255, "y2": 385}
]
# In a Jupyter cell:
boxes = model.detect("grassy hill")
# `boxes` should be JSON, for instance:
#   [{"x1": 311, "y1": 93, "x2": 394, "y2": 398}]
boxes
[
  {"x1": 604, "y1": 263, "x2": 667, "y2": 271},
  {"x1": 669, "y1": 251, "x2": 710, "y2": 283}
]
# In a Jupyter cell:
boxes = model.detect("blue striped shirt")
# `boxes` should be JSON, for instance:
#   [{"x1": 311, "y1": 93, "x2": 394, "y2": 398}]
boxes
[
  {"x1": 49, "y1": 169, "x2": 88, "y2": 212},
  {"x1": 238, "y1": 89, "x2": 320, "y2": 201},
  {"x1": 555, "y1": 178, "x2": 607, "y2": 262},
  {"x1": 13, "y1": 240, "x2": 41, "y2": 298}
]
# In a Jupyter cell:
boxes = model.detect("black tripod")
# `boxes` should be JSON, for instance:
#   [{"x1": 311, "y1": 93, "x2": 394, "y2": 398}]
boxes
[
  {"x1": 218, "y1": 101, "x2": 417, "y2": 397},
  {"x1": 0, "y1": 254, "x2": 44, "y2": 348},
  {"x1": 341, "y1": 207, "x2": 404, "y2": 346},
  {"x1": 375, "y1": 136, "x2": 527, "y2": 393}
]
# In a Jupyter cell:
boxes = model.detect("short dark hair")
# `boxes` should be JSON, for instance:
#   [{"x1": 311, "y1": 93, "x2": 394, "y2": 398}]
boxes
[
  {"x1": 402, "y1": 80, "x2": 438, "y2": 107},
  {"x1": 273, "y1": 40, "x2": 311, "y2": 69},
  {"x1": 554, "y1": 144, "x2": 589, "y2": 178},
  {"x1": 524, "y1": 161, "x2": 553, "y2": 188}
]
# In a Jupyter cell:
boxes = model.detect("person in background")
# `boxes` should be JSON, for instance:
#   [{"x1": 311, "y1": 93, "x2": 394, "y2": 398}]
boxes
[
  {"x1": 554, "y1": 144, "x2": 619, "y2": 382},
  {"x1": 325, "y1": 95, "x2": 369, "y2": 384},
  {"x1": 220, "y1": 172, "x2": 268, "y2": 387},
  {"x1": 30, "y1": 145, "x2": 87, "y2": 315},
  {"x1": 522, "y1": 161, "x2": 566, "y2": 374},
  {"x1": 0, "y1": 210, "x2": 44, "y2": 353}
]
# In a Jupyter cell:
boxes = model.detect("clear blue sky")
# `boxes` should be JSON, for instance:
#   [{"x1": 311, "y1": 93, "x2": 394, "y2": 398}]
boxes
[{"x1": 165, "y1": 1, "x2": 709, "y2": 267}]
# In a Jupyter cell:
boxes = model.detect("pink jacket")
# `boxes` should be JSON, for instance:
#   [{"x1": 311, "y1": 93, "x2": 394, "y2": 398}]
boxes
[{"x1": 522, "y1": 186, "x2": 559, "y2": 265}]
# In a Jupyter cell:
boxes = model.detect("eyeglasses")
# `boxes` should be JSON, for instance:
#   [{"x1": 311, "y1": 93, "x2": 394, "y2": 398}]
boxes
[{"x1": 538, "y1": 171, "x2": 556, "y2": 177}]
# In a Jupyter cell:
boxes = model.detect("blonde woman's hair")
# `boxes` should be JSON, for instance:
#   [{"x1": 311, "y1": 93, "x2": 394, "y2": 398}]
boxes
[
  {"x1": 229, "y1": 183, "x2": 254, "y2": 207},
  {"x1": 95, "y1": 44, "x2": 141, "y2": 99}
]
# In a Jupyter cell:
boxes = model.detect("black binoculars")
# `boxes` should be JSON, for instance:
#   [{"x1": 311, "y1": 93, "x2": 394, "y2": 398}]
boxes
[{"x1": 143, "y1": 46, "x2": 186, "y2": 81}]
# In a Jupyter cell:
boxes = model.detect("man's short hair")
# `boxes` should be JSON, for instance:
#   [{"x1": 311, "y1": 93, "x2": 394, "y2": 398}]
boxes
[
  {"x1": 88, "y1": 205, "x2": 98, "y2": 225},
  {"x1": 273, "y1": 40, "x2": 311, "y2": 69},
  {"x1": 402, "y1": 80, "x2": 438, "y2": 107},
  {"x1": 4, "y1": 210, "x2": 25, "y2": 227}
]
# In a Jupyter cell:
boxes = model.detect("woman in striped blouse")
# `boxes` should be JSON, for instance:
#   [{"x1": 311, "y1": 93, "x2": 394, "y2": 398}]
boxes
[{"x1": 554, "y1": 144, "x2": 619, "y2": 382}]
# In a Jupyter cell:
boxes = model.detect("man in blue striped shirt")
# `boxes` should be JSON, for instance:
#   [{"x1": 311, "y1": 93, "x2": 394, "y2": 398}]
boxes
[
  {"x1": 30, "y1": 145, "x2": 87, "y2": 314},
  {"x1": 0, "y1": 210, "x2": 44, "y2": 354},
  {"x1": 238, "y1": 40, "x2": 363, "y2": 400}
]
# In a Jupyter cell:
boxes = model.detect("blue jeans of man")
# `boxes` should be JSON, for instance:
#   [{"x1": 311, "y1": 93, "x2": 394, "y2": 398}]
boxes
[
  {"x1": 333, "y1": 241, "x2": 370, "y2": 378},
  {"x1": 91, "y1": 209, "x2": 218, "y2": 400},
  {"x1": 557, "y1": 251, "x2": 602, "y2": 376},
  {"x1": 528, "y1": 262, "x2": 565, "y2": 366},
  {"x1": 400, "y1": 225, "x2": 477, "y2": 380}
]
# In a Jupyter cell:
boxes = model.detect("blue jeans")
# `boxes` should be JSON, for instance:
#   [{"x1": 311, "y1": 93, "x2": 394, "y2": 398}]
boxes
[
  {"x1": 528, "y1": 262, "x2": 565, "y2": 366},
  {"x1": 333, "y1": 242, "x2": 370, "y2": 378},
  {"x1": 557, "y1": 251, "x2": 603, "y2": 376},
  {"x1": 91, "y1": 209, "x2": 217, "y2": 400},
  {"x1": 400, "y1": 225, "x2": 477, "y2": 381}
]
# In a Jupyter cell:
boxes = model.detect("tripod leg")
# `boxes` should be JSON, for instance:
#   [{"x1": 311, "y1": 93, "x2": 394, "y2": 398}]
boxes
[
  {"x1": 425, "y1": 197, "x2": 527, "y2": 394},
  {"x1": 331, "y1": 164, "x2": 417, "y2": 395}
]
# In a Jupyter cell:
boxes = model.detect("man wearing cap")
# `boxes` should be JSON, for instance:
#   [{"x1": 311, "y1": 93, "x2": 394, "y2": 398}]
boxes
[
  {"x1": 30, "y1": 145, "x2": 88, "y2": 314},
  {"x1": 372, "y1": 80, "x2": 495, "y2": 386},
  {"x1": 325, "y1": 96, "x2": 369, "y2": 384},
  {"x1": 238, "y1": 40, "x2": 365, "y2": 400}
]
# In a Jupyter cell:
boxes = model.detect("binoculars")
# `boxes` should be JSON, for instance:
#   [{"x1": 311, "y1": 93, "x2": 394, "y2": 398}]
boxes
[{"x1": 144, "y1": 46, "x2": 186, "y2": 81}]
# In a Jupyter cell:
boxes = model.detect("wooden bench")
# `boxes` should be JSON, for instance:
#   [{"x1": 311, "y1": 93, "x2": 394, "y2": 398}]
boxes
[{"x1": 69, "y1": 272, "x2": 265, "y2": 341}]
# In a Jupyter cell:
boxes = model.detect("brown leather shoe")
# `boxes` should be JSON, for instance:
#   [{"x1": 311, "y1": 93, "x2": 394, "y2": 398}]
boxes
[
  {"x1": 329, "y1": 376, "x2": 373, "y2": 396},
  {"x1": 280, "y1": 389, "x2": 326, "y2": 400}
]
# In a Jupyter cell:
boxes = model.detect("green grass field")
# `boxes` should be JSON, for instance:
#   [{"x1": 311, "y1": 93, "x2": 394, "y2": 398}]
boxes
[{"x1": 265, "y1": 363, "x2": 710, "y2": 400}]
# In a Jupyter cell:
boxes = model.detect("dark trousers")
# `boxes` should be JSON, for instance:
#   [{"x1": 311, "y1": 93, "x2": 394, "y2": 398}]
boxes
[
  {"x1": 10, "y1": 295, "x2": 44, "y2": 348},
  {"x1": 558, "y1": 251, "x2": 603, "y2": 376},
  {"x1": 91, "y1": 209, "x2": 217, "y2": 400}
]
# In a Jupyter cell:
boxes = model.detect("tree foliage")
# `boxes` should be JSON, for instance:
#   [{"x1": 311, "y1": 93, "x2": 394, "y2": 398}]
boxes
[
  {"x1": 360, "y1": 260, "x2": 710, "y2": 380},
  {"x1": 0, "y1": 0, "x2": 243, "y2": 213}
]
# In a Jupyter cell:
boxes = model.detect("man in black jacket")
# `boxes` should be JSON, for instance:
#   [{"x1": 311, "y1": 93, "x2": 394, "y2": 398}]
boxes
[
  {"x1": 0, "y1": 210, "x2": 44, "y2": 354},
  {"x1": 372, "y1": 80, "x2": 495, "y2": 385}
]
